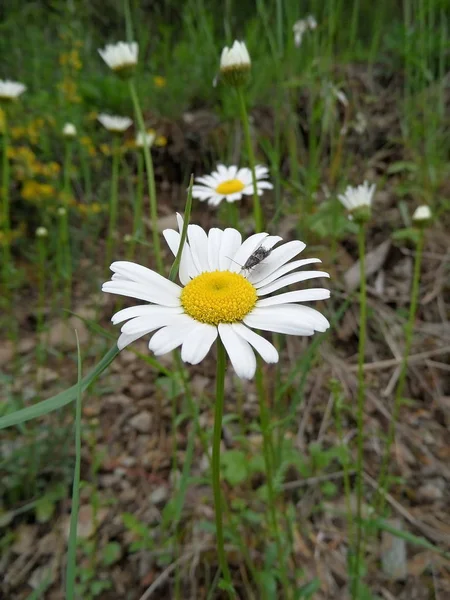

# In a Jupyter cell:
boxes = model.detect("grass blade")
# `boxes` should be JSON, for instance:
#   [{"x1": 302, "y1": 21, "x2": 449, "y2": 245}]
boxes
[{"x1": 65, "y1": 332, "x2": 83, "y2": 600}]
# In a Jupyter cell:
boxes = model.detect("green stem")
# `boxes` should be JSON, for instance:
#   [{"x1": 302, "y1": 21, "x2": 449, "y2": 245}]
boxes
[
  {"x1": 128, "y1": 79, "x2": 163, "y2": 272},
  {"x1": 376, "y1": 229, "x2": 425, "y2": 514},
  {"x1": 212, "y1": 339, "x2": 234, "y2": 596},
  {"x1": 129, "y1": 150, "x2": 144, "y2": 260},
  {"x1": 36, "y1": 236, "x2": 47, "y2": 368},
  {"x1": 62, "y1": 140, "x2": 73, "y2": 313},
  {"x1": 352, "y1": 224, "x2": 367, "y2": 598},
  {"x1": 256, "y1": 363, "x2": 290, "y2": 597},
  {"x1": 237, "y1": 87, "x2": 263, "y2": 232},
  {"x1": 1, "y1": 110, "x2": 11, "y2": 275},
  {"x1": 105, "y1": 137, "x2": 120, "y2": 271}
]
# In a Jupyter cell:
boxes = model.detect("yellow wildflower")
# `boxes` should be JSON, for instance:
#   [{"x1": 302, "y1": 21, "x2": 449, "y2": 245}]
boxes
[{"x1": 153, "y1": 76, "x2": 167, "y2": 88}]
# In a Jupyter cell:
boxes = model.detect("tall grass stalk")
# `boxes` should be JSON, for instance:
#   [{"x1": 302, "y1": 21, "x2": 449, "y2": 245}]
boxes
[
  {"x1": 1, "y1": 110, "x2": 11, "y2": 277},
  {"x1": 376, "y1": 227, "x2": 425, "y2": 515},
  {"x1": 62, "y1": 138, "x2": 73, "y2": 312},
  {"x1": 65, "y1": 333, "x2": 83, "y2": 600},
  {"x1": 105, "y1": 136, "x2": 120, "y2": 271},
  {"x1": 128, "y1": 149, "x2": 144, "y2": 260},
  {"x1": 256, "y1": 363, "x2": 291, "y2": 597},
  {"x1": 36, "y1": 230, "x2": 47, "y2": 369},
  {"x1": 128, "y1": 79, "x2": 163, "y2": 272},
  {"x1": 237, "y1": 88, "x2": 263, "y2": 232},
  {"x1": 212, "y1": 339, "x2": 234, "y2": 595},
  {"x1": 352, "y1": 223, "x2": 368, "y2": 598}
]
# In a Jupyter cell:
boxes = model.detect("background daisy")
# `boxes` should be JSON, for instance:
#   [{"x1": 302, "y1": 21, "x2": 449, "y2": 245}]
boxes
[
  {"x1": 192, "y1": 164, "x2": 273, "y2": 207},
  {"x1": 103, "y1": 215, "x2": 330, "y2": 379}
]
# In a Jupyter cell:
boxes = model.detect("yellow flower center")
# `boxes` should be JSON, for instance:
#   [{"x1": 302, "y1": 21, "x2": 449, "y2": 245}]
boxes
[
  {"x1": 215, "y1": 178, "x2": 245, "y2": 195},
  {"x1": 181, "y1": 271, "x2": 257, "y2": 325}
]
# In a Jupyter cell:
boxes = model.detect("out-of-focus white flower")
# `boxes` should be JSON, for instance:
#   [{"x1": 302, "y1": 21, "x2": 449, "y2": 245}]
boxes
[
  {"x1": 36, "y1": 226, "x2": 48, "y2": 238},
  {"x1": 135, "y1": 131, "x2": 155, "y2": 148},
  {"x1": 97, "y1": 113, "x2": 133, "y2": 133},
  {"x1": 0, "y1": 79, "x2": 26, "y2": 101},
  {"x1": 102, "y1": 215, "x2": 330, "y2": 379},
  {"x1": 412, "y1": 205, "x2": 432, "y2": 224},
  {"x1": 293, "y1": 15, "x2": 317, "y2": 47},
  {"x1": 63, "y1": 123, "x2": 77, "y2": 138},
  {"x1": 353, "y1": 112, "x2": 367, "y2": 135},
  {"x1": 57, "y1": 207, "x2": 67, "y2": 217},
  {"x1": 192, "y1": 164, "x2": 273, "y2": 207},
  {"x1": 338, "y1": 182, "x2": 375, "y2": 212},
  {"x1": 98, "y1": 42, "x2": 138, "y2": 77},
  {"x1": 220, "y1": 41, "x2": 251, "y2": 86}
]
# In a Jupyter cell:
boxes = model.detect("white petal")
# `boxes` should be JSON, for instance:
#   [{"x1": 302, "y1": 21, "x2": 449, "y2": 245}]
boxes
[
  {"x1": 102, "y1": 280, "x2": 181, "y2": 306},
  {"x1": 247, "y1": 241, "x2": 306, "y2": 283},
  {"x1": 244, "y1": 305, "x2": 330, "y2": 334},
  {"x1": 121, "y1": 312, "x2": 187, "y2": 335},
  {"x1": 181, "y1": 323, "x2": 218, "y2": 364},
  {"x1": 250, "y1": 258, "x2": 322, "y2": 287},
  {"x1": 111, "y1": 305, "x2": 183, "y2": 325},
  {"x1": 118, "y1": 330, "x2": 154, "y2": 350},
  {"x1": 187, "y1": 225, "x2": 210, "y2": 272},
  {"x1": 208, "y1": 228, "x2": 223, "y2": 271},
  {"x1": 110, "y1": 262, "x2": 181, "y2": 296},
  {"x1": 218, "y1": 323, "x2": 256, "y2": 379},
  {"x1": 149, "y1": 315, "x2": 198, "y2": 355},
  {"x1": 216, "y1": 164, "x2": 229, "y2": 177},
  {"x1": 162, "y1": 229, "x2": 198, "y2": 284},
  {"x1": 225, "y1": 192, "x2": 243, "y2": 202},
  {"x1": 231, "y1": 323, "x2": 278, "y2": 364},
  {"x1": 229, "y1": 232, "x2": 269, "y2": 273},
  {"x1": 257, "y1": 289, "x2": 330, "y2": 306},
  {"x1": 257, "y1": 271, "x2": 330, "y2": 296},
  {"x1": 219, "y1": 228, "x2": 242, "y2": 270}
]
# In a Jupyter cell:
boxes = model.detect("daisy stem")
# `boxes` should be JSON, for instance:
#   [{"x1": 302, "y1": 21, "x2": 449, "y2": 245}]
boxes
[
  {"x1": 168, "y1": 175, "x2": 193, "y2": 282},
  {"x1": 128, "y1": 149, "x2": 144, "y2": 260},
  {"x1": 36, "y1": 233, "x2": 47, "y2": 370},
  {"x1": 1, "y1": 110, "x2": 11, "y2": 278},
  {"x1": 128, "y1": 79, "x2": 163, "y2": 273},
  {"x1": 105, "y1": 136, "x2": 120, "y2": 272},
  {"x1": 375, "y1": 228, "x2": 425, "y2": 516},
  {"x1": 352, "y1": 223, "x2": 368, "y2": 599},
  {"x1": 256, "y1": 363, "x2": 291, "y2": 597},
  {"x1": 237, "y1": 88, "x2": 263, "y2": 233},
  {"x1": 212, "y1": 338, "x2": 234, "y2": 596},
  {"x1": 62, "y1": 139, "x2": 73, "y2": 314}
]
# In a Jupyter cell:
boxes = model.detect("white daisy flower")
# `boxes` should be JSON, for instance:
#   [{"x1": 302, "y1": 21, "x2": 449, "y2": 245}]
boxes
[
  {"x1": 412, "y1": 205, "x2": 432, "y2": 224},
  {"x1": 135, "y1": 131, "x2": 155, "y2": 148},
  {"x1": 35, "y1": 226, "x2": 48, "y2": 238},
  {"x1": 98, "y1": 41, "x2": 138, "y2": 76},
  {"x1": 338, "y1": 181, "x2": 375, "y2": 212},
  {"x1": 293, "y1": 15, "x2": 317, "y2": 47},
  {"x1": 97, "y1": 113, "x2": 133, "y2": 133},
  {"x1": 102, "y1": 215, "x2": 330, "y2": 379},
  {"x1": 0, "y1": 79, "x2": 26, "y2": 100},
  {"x1": 192, "y1": 164, "x2": 273, "y2": 207},
  {"x1": 62, "y1": 123, "x2": 77, "y2": 138},
  {"x1": 220, "y1": 41, "x2": 251, "y2": 86}
]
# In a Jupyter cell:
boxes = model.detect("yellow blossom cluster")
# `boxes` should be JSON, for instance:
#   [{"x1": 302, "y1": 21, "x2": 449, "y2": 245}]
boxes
[
  {"x1": 7, "y1": 146, "x2": 60, "y2": 181},
  {"x1": 76, "y1": 202, "x2": 103, "y2": 216}
]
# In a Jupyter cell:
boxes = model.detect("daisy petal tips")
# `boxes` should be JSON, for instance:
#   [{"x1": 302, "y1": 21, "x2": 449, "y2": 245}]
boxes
[
  {"x1": 192, "y1": 164, "x2": 273, "y2": 207},
  {"x1": 338, "y1": 181, "x2": 375, "y2": 223},
  {"x1": 98, "y1": 41, "x2": 138, "y2": 78},
  {"x1": 220, "y1": 40, "x2": 251, "y2": 86},
  {"x1": 103, "y1": 219, "x2": 330, "y2": 379},
  {"x1": 0, "y1": 79, "x2": 26, "y2": 101}
]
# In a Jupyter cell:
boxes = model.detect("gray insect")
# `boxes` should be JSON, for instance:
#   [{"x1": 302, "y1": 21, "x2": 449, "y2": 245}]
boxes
[{"x1": 241, "y1": 245, "x2": 272, "y2": 272}]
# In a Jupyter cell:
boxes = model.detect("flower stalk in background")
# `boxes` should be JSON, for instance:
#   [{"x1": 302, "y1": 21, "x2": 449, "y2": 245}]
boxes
[
  {"x1": 36, "y1": 226, "x2": 48, "y2": 369},
  {"x1": 219, "y1": 41, "x2": 264, "y2": 232},
  {"x1": 339, "y1": 181, "x2": 375, "y2": 597},
  {"x1": 98, "y1": 39, "x2": 163, "y2": 272},
  {"x1": 61, "y1": 125, "x2": 76, "y2": 313},
  {"x1": 376, "y1": 205, "x2": 431, "y2": 515}
]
